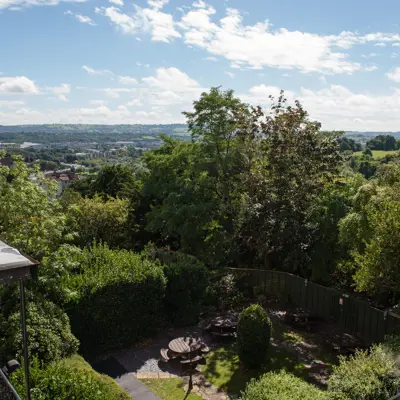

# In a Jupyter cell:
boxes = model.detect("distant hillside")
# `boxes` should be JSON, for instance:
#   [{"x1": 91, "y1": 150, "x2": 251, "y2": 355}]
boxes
[
  {"x1": 345, "y1": 131, "x2": 400, "y2": 138},
  {"x1": 0, "y1": 124, "x2": 188, "y2": 134},
  {"x1": 0, "y1": 124, "x2": 189, "y2": 145}
]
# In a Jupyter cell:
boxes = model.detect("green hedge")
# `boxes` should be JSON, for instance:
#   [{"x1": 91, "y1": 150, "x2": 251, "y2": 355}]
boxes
[
  {"x1": 240, "y1": 371, "x2": 328, "y2": 400},
  {"x1": 163, "y1": 252, "x2": 208, "y2": 326},
  {"x1": 11, "y1": 355, "x2": 131, "y2": 400},
  {"x1": 237, "y1": 304, "x2": 272, "y2": 368},
  {"x1": 65, "y1": 243, "x2": 166, "y2": 355},
  {"x1": 328, "y1": 345, "x2": 400, "y2": 400}
]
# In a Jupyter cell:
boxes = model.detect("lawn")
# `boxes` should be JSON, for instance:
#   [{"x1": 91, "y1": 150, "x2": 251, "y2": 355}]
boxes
[
  {"x1": 354, "y1": 150, "x2": 398, "y2": 159},
  {"x1": 140, "y1": 378, "x2": 202, "y2": 400},
  {"x1": 202, "y1": 320, "x2": 338, "y2": 396}
]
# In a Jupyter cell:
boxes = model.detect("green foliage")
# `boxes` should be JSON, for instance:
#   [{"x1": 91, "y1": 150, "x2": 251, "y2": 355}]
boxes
[
  {"x1": 89, "y1": 164, "x2": 136, "y2": 198},
  {"x1": 65, "y1": 242, "x2": 166, "y2": 354},
  {"x1": 339, "y1": 137, "x2": 362, "y2": 153},
  {"x1": 366, "y1": 134, "x2": 396, "y2": 151},
  {"x1": 0, "y1": 153, "x2": 66, "y2": 259},
  {"x1": 240, "y1": 371, "x2": 328, "y2": 400},
  {"x1": 1, "y1": 298, "x2": 78, "y2": 364},
  {"x1": 204, "y1": 273, "x2": 245, "y2": 311},
  {"x1": 11, "y1": 355, "x2": 131, "y2": 400},
  {"x1": 383, "y1": 334, "x2": 400, "y2": 355},
  {"x1": 66, "y1": 194, "x2": 130, "y2": 248},
  {"x1": 328, "y1": 345, "x2": 400, "y2": 400},
  {"x1": 163, "y1": 252, "x2": 208, "y2": 326},
  {"x1": 237, "y1": 304, "x2": 272, "y2": 368}
]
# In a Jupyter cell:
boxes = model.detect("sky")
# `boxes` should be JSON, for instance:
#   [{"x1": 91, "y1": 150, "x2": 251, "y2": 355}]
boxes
[{"x1": 2, "y1": 0, "x2": 400, "y2": 130}]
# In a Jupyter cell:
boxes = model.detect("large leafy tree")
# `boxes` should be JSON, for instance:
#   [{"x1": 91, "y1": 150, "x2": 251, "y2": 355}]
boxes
[
  {"x1": 234, "y1": 95, "x2": 343, "y2": 273},
  {"x1": 339, "y1": 163, "x2": 400, "y2": 304},
  {"x1": 0, "y1": 153, "x2": 66, "y2": 259}
]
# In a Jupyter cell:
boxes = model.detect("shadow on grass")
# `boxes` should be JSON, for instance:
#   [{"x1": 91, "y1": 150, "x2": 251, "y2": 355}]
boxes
[{"x1": 203, "y1": 322, "x2": 337, "y2": 397}]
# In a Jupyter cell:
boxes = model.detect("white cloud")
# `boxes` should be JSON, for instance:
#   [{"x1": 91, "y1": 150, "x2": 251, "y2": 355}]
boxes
[
  {"x1": 0, "y1": 76, "x2": 39, "y2": 94},
  {"x1": 126, "y1": 98, "x2": 142, "y2": 106},
  {"x1": 204, "y1": 56, "x2": 217, "y2": 61},
  {"x1": 143, "y1": 67, "x2": 199, "y2": 90},
  {"x1": 387, "y1": 67, "x2": 400, "y2": 82},
  {"x1": 393, "y1": 43, "x2": 400, "y2": 47},
  {"x1": 103, "y1": 88, "x2": 132, "y2": 99},
  {"x1": 361, "y1": 52, "x2": 379, "y2": 58},
  {"x1": 224, "y1": 71, "x2": 235, "y2": 78},
  {"x1": 0, "y1": 0, "x2": 86, "y2": 10},
  {"x1": 96, "y1": 4, "x2": 180, "y2": 43},
  {"x1": 89, "y1": 99, "x2": 108, "y2": 106},
  {"x1": 374, "y1": 42, "x2": 387, "y2": 47},
  {"x1": 48, "y1": 83, "x2": 70, "y2": 101},
  {"x1": 365, "y1": 65, "x2": 378, "y2": 72},
  {"x1": 147, "y1": 0, "x2": 168, "y2": 9},
  {"x1": 82, "y1": 65, "x2": 114, "y2": 76},
  {"x1": 243, "y1": 84, "x2": 400, "y2": 131},
  {"x1": 119, "y1": 75, "x2": 138, "y2": 85},
  {"x1": 193, "y1": 0, "x2": 207, "y2": 8},
  {"x1": 109, "y1": 0, "x2": 123, "y2": 5},
  {"x1": 178, "y1": 7, "x2": 360, "y2": 74},
  {"x1": 65, "y1": 10, "x2": 96, "y2": 25}
]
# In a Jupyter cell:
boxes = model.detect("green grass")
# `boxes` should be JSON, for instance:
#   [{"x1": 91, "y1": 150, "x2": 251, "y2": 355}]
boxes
[
  {"x1": 202, "y1": 321, "x2": 337, "y2": 396},
  {"x1": 140, "y1": 378, "x2": 203, "y2": 400},
  {"x1": 354, "y1": 150, "x2": 398, "y2": 159},
  {"x1": 141, "y1": 135, "x2": 155, "y2": 140}
]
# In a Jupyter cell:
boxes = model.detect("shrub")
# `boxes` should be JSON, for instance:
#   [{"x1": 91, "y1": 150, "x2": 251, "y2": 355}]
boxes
[
  {"x1": 1, "y1": 299, "x2": 78, "y2": 364},
  {"x1": 204, "y1": 273, "x2": 245, "y2": 311},
  {"x1": 328, "y1": 345, "x2": 400, "y2": 400},
  {"x1": 65, "y1": 243, "x2": 166, "y2": 355},
  {"x1": 237, "y1": 304, "x2": 272, "y2": 368},
  {"x1": 163, "y1": 252, "x2": 208, "y2": 326},
  {"x1": 240, "y1": 371, "x2": 328, "y2": 400},
  {"x1": 11, "y1": 355, "x2": 131, "y2": 400},
  {"x1": 384, "y1": 334, "x2": 400, "y2": 355}
]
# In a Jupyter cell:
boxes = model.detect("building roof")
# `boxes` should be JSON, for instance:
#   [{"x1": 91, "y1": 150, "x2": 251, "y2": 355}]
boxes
[{"x1": 0, "y1": 240, "x2": 38, "y2": 283}]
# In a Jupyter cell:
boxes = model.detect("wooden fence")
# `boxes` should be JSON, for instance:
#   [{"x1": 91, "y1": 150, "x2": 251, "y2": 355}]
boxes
[{"x1": 231, "y1": 268, "x2": 400, "y2": 345}]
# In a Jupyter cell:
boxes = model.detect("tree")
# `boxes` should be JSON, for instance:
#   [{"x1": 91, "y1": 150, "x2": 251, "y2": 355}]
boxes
[
  {"x1": 0, "y1": 153, "x2": 66, "y2": 259},
  {"x1": 234, "y1": 95, "x2": 342, "y2": 273},
  {"x1": 89, "y1": 164, "x2": 135, "y2": 198},
  {"x1": 66, "y1": 194, "x2": 130, "y2": 248},
  {"x1": 338, "y1": 164, "x2": 400, "y2": 303},
  {"x1": 366, "y1": 134, "x2": 396, "y2": 151}
]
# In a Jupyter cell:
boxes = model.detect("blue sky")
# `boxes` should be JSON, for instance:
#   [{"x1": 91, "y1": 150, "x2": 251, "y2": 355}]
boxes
[{"x1": 2, "y1": 0, "x2": 400, "y2": 130}]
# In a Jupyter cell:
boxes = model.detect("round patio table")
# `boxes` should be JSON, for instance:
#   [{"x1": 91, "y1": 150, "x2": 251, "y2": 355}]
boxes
[{"x1": 168, "y1": 337, "x2": 202, "y2": 354}]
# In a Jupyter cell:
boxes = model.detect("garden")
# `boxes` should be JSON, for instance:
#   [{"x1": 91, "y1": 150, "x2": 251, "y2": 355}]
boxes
[{"x1": 3, "y1": 87, "x2": 400, "y2": 399}]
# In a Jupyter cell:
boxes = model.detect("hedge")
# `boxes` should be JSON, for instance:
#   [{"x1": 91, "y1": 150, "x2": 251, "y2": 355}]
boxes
[
  {"x1": 163, "y1": 252, "x2": 208, "y2": 326},
  {"x1": 237, "y1": 304, "x2": 272, "y2": 368},
  {"x1": 65, "y1": 243, "x2": 166, "y2": 355},
  {"x1": 240, "y1": 371, "x2": 328, "y2": 400},
  {"x1": 11, "y1": 355, "x2": 131, "y2": 400}
]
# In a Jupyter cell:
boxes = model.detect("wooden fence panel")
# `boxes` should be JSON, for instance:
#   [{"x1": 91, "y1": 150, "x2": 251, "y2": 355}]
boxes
[{"x1": 231, "y1": 268, "x2": 400, "y2": 346}]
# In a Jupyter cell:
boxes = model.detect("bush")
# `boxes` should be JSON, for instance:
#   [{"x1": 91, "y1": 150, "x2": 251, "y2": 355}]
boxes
[
  {"x1": 328, "y1": 345, "x2": 400, "y2": 400},
  {"x1": 241, "y1": 371, "x2": 328, "y2": 400},
  {"x1": 65, "y1": 243, "x2": 166, "y2": 355},
  {"x1": 163, "y1": 252, "x2": 208, "y2": 326},
  {"x1": 11, "y1": 355, "x2": 131, "y2": 400},
  {"x1": 204, "y1": 273, "x2": 245, "y2": 311},
  {"x1": 384, "y1": 334, "x2": 400, "y2": 355},
  {"x1": 237, "y1": 304, "x2": 272, "y2": 368},
  {"x1": 1, "y1": 299, "x2": 78, "y2": 364}
]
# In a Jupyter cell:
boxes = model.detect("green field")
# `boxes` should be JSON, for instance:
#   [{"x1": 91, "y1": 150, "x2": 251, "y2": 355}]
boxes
[{"x1": 354, "y1": 150, "x2": 398, "y2": 159}]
